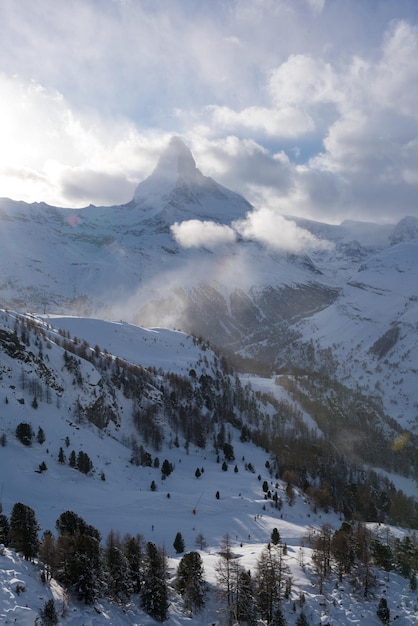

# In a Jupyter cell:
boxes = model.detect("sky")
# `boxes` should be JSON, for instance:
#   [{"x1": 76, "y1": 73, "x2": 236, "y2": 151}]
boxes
[{"x1": 1, "y1": 0, "x2": 418, "y2": 224}]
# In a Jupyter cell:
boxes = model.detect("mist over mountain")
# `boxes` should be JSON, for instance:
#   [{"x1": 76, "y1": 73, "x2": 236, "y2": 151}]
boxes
[{"x1": 1, "y1": 137, "x2": 417, "y2": 435}]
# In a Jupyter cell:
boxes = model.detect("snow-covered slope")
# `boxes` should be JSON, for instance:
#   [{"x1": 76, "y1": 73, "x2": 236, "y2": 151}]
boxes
[{"x1": 0, "y1": 310, "x2": 417, "y2": 625}]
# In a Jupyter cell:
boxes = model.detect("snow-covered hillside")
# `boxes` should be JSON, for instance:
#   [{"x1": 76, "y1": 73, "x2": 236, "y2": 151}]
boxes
[
  {"x1": 0, "y1": 310, "x2": 417, "y2": 625},
  {"x1": 0, "y1": 311, "x2": 417, "y2": 626}
]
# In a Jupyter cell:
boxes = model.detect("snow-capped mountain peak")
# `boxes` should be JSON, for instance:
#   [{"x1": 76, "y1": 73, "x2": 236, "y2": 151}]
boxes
[
  {"x1": 132, "y1": 136, "x2": 252, "y2": 222},
  {"x1": 133, "y1": 136, "x2": 198, "y2": 204}
]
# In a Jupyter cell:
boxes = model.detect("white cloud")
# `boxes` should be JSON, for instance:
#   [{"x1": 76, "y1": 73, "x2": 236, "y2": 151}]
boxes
[
  {"x1": 234, "y1": 208, "x2": 333, "y2": 253},
  {"x1": 207, "y1": 104, "x2": 315, "y2": 138},
  {"x1": 0, "y1": 1, "x2": 417, "y2": 224},
  {"x1": 268, "y1": 54, "x2": 338, "y2": 107},
  {"x1": 171, "y1": 220, "x2": 236, "y2": 249},
  {"x1": 0, "y1": 74, "x2": 170, "y2": 206},
  {"x1": 171, "y1": 209, "x2": 332, "y2": 255}
]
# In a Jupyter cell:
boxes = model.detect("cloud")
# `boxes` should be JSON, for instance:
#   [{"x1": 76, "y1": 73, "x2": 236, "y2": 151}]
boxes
[
  {"x1": 171, "y1": 220, "x2": 236, "y2": 249},
  {"x1": 0, "y1": 73, "x2": 170, "y2": 206},
  {"x1": 207, "y1": 104, "x2": 315, "y2": 138},
  {"x1": 234, "y1": 208, "x2": 333, "y2": 253},
  {"x1": 0, "y1": 1, "x2": 418, "y2": 225},
  {"x1": 171, "y1": 209, "x2": 332, "y2": 255}
]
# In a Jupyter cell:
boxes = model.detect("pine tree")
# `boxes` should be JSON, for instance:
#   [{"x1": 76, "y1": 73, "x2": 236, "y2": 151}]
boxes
[
  {"x1": 77, "y1": 450, "x2": 93, "y2": 474},
  {"x1": 54, "y1": 511, "x2": 102, "y2": 601},
  {"x1": 69, "y1": 450, "x2": 76, "y2": 467},
  {"x1": 377, "y1": 597, "x2": 390, "y2": 624},
  {"x1": 176, "y1": 551, "x2": 206, "y2": 613},
  {"x1": 271, "y1": 527, "x2": 281, "y2": 545},
  {"x1": 36, "y1": 426, "x2": 45, "y2": 444},
  {"x1": 161, "y1": 459, "x2": 173, "y2": 478},
  {"x1": 141, "y1": 542, "x2": 169, "y2": 622},
  {"x1": 256, "y1": 543, "x2": 290, "y2": 623},
  {"x1": 9, "y1": 502, "x2": 40, "y2": 560},
  {"x1": 15, "y1": 422, "x2": 34, "y2": 446},
  {"x1": 55, "y1": 512, "x2": 102, "y2": 604},
  {"x1": 58, "y1": 446, "x2": 65, "y2": 463},
  {"x1": 105, "y1": 530, "x2": 133, "y2": 603},
  {"x1": 174, "y1": 531, "x2": 185, "y2": 554},
  {"x1": 0, "y1": 504, "x2": 9, "y2": 545},
  {"x1": 236, "y1": 570, "x2": 257, "y2": 626},
  {"x1": 123, "y1": 533, "x2": 143, "y2": 594},
  {"x1": 70, "y1": 533, "x2": 103, "y2": 604},
  {"x1": 39, "y1": 599, "x2": 58, "y2": 625}
]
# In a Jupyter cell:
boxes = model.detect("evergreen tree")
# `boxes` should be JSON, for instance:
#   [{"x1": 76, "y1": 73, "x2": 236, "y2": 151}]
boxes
[
  {"x1": 39, "y1": 599, "x2": 58, "y2": 625},
  {"x1": 56, "y1": 510, "x2": 101, "y2": 543},
  {"x1": 105, "y1": 530, "x2": 133, "y2": 603},
  {"x1": 69, "y1": 450, "x2": 76, "y2": 467},
  {"x1": 271, "y1": 527, "x2": 281, "y2": 545},
  {"x1": 0, "y1": 503, "x2": 9, "y2": 546},
  {"x1": 58, "y1": 446, "x2": 65, "y2": 463},
  {"x1": 77, "y1": 450, "x2": 93, "y2": 474},
  {"x1": 55, "y1": 512, "x2": 102, "y2": 604},
  {"x1": 161, "y1": 459, "x2": 173, "y2": 478},
  {"x1": 9, "y1": 502, "x2": 40, "y2": 560},
  {"x1": 173, "y1": 531, "x2": 185, "y2": 554},
  {"x1": 36, "y1": 426, "x2": 45, "y2": 444},
  {"x1": 123, "y1": 533, "x2": 143, "y2": 594},
  {"x1": 141, "y1": 542, "x2": 169, "y2": 622},
  {"x1": 377, "y1": 597, "x2": 390, "y2": 624},
  {"x1": 70, "y1": 533, "x2": 103, "y2": 604},
  {"x1": 15, "y1": 422, "x2": 34, "y2": 446},
  {"x1": 176, "y1": 551, "x2": 206, "y2": 613},
  {"x1": 236, "y1": 570, "x2": 257, "y2": 626},
  {"x1": 256, "y1": 543, "x2": 290, "y2": 623}
]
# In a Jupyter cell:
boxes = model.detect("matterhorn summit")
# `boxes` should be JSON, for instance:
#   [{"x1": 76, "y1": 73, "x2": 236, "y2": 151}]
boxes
[{"x1": 132, "y1": 136, "x2": 252, "y2": 223}]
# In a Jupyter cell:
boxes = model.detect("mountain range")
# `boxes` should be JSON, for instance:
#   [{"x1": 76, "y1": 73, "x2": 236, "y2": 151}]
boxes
[{"x1": 1, "y1": 136, "x2": 418, "y2": 436}]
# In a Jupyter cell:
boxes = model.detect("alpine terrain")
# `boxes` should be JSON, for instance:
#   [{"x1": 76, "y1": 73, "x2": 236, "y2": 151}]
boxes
[{"x1": 0, "y1": 137, "x2": 417, "y2": 625}]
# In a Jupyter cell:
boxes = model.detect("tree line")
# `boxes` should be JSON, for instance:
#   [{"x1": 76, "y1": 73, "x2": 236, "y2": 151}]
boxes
[{"x1": 0, "y1": 501, "x2": 416, "y2": 624}]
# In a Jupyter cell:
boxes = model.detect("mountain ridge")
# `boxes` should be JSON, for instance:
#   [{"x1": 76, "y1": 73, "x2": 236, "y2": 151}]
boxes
[{"x1": 1, "y1": 137, "x2": 418, "y2": 436}]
